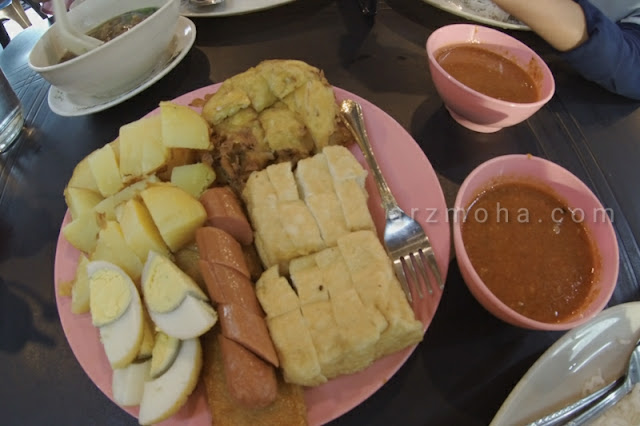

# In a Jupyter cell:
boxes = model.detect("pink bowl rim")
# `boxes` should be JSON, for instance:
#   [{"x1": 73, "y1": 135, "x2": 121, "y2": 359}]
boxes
[
  {"x1": 426, "y1": 24, "x2": 555, "y2": 109},
  {"x1": 452, "y1": 154, "x2": 619, "y2": 331}
]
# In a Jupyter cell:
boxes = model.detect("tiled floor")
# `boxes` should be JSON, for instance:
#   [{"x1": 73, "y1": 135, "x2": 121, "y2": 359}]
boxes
[{"x1": 3, "y1": 5, "x2": 51, "y2": 41}]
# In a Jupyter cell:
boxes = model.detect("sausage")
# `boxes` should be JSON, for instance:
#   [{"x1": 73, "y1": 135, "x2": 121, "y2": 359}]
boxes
[
  {"x1": 198, "y1": 260, "x2": 263, "y2": 315},
  {"x1": 218, "y1": 303, "x2": 279, "y2": 367},
  {"x1": 218, "y1": 334, "x2": 278, "y2": 409},
  {"x1": 200, "y1": 187, "x2": 254, "y2": 246},
  {"x1": 196, "y1": 226, "x2": 250, "y2": 279}
]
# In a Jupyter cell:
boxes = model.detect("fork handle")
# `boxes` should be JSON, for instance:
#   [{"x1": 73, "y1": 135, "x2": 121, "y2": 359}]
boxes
[{"x1": 340, "y1": 100, "x2": 400, "y2": 215}]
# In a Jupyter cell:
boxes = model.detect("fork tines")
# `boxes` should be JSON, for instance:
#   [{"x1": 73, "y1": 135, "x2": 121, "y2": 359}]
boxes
[{"x1": 393, "y1": 248, "x2": 443, "y2": 303}]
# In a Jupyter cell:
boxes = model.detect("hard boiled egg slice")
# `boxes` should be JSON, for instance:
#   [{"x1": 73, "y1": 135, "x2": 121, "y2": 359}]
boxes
[
  {"x1": 88, "y1": 261, "x2": 145, "y2": 369},
  {"x1": 138, "y1": 337, "x2": 202, "y2": 426},
  {"x1": 142, "y1": 251, "x2": 217, "y2": 339},
  {"x1": 112, "y1": 359, "x2": 150, "y2": 407},
  {"x1": 149, "y1": 331, "x2": 181, "y2": 379},
  {"x1": 149, "y1": 294, "x2": 217, "y2": 339}
]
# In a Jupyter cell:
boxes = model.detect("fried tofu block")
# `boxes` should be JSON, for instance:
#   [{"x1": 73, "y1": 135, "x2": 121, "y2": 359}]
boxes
[
  {"x1": 267, "y1": 309, "x2": 327, "y2": 387},
  {"x1": 243, "y1": 170, "x2": 277, "y2": 213},
  {"x1": 256, "y1": 266, "x2": 300, "y2": 319},
  {"x1": 277, "y1": 200, "x2": 325, "y2": 255},
  {"x1": 202, "y1": 88, "x2": 251, "y2": 126},
  {"x1": 202, "y1": 331, "x2": 308, "y2": 426},
  {"x1": 266, "y1": 162, "x2": 299, "y2": 202},
  {"x1": 330, "y1": 288, "x2": 380, "y2": 375},
  {"x1": 256, "y1": 60, "x2": 318, "y2": 100},
  {"x1": 294, "y1": 153, "x2": 335, "y2": 198},
  {"x1": 301, "y1": 301, "x2": 345, "y2": 379},
  {"x1": 305, "y1": 193, "x2": 350, "y2": 247},
  {"x1": 334, "y1": 179, "x2": 376, "y2": 232},
  {"x1": 290, "y1": 264, "x2": 329, "y2": 305},
  {"x1": 288, "y1": 254, "x2": 316, "y2": 275},
  {"x1": 338, "y1": 231, "x2": 393, "y2": 311},
  {"x1": 323, "y1": 145, "x2": 368, "y2": 188},
  {"x1": 313, "y1": 247, "x2": 354, "y2": 296},
  {"x1": 228, "y1": 67, "x2": 278, "y2": 113},
  {"x1": 258, "y1": 103, "x2": 314, "y2": 153},
  {"x1": 375, "y1": 278, "x2": 423, "y2": 358}
]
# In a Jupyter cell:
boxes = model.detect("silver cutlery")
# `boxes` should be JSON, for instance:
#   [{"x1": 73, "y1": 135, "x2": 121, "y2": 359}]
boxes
[{"x1": 339, "y1": 99, "x2": 443, "y2": 303}]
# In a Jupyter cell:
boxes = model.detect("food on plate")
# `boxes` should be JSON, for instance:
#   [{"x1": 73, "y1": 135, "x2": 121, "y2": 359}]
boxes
[
  {"x1": 138, "y1": 337, "x2": 203, "y2": 425},
  {"x1": 435, "y1": 44, "x2": 539, "y2": 103},
  {"x1": 112, "y1": 360, "x2": 151, "y2": 407},
  {"x1": 62, "y1": 210, "x2": 102, "y2": 254},
  {"x1": 66, "y1": 254, "x2": 90, "y2": 314},
  {"x1": 170, "y1": 162, "x2": 217, "y2": 198},
  {"x1": 149, "y1": 331, "x2": 181, "y2": 379},
  {"x1": 94, "y1": 176, "x2": 159, "y2": 221},
  {"x1": 462, "y1": 180, "x2": 600, "y2": 323},
  {"x1": 117, "y1": 198, "x2": 170, "y2": 262},
  {"x1": 201, "y1": 332, "x2": 307, "y2": 426},
  {"x1": 140, "y1": 184, "x2": 207, "y2": 252},
  {"x1": 92, "y1": 220, "x2": 144, "y2": 282},
  {"x1": 197, "y1": 224, "x2": 280, "y2": 408},
  {"x1": 242, "y1": 145, "x2": 375, "y2": 272},
  {"x1": 160, "y1": 102, "x2": 213, "y2": 150},
  {"x1": 256, "y1": 230, "x2": 423, "y2": 386},
  {"x1": 64, "y1": 187, "x2": 103, "y2": 220},
  {"x1": 141, "y1": 251, "x2": 217, "y2": 339},
  {"x1": 87, "y1": 261, "x2": 145, "y2": 369},
  {"x1": 200, "y1": 186, "x2": 253, "y2": 246},
  {"x1": 118, "y1": 115, "x2": 169, "y2": 184},
  {"x1": 200, "y1": 59, "x2": 352, "y2": 193},
  {"x1": 87, "y1": 143, "x2": 125, "y2": 197},
  {"x1": 460, "y1": 0, "x2": 512, "y2": 22}
]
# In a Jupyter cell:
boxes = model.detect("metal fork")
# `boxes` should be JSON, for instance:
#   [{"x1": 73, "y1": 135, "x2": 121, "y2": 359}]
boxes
[{"x1": 339, "y1": 99, "x2": 444, "y2": 302}]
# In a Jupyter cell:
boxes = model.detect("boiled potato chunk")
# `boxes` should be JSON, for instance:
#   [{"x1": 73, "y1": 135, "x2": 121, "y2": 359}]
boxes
[
  {"x1": 119, "y1": 115, "x2": 169, "y2": 183},
  {"x1": 140, "y1": 185, "x2": 207, "y2": 252},
  {"x1": 160, "y1": 102, "x2": 212, "y2": 150},
  {"x1": 67, "y1": 156, "x2": 100, "y2": 193},
  {"x1": 91, "y1": 221, "x2": 143, "y2": 282},
  {"x1": 170, "y1": 163, "x2": 216, "y2": 199},
  {"x1": 70, "y1": 254, "x2": 91, "y2": 314},
  {"x1": 118, "y1": 198, "x2": 170, "y2": 262},
  {"x1": 87, "y1": 144, "x2": 124, "y2": 197},
  {"x1": 62, "y1": 211, "x2": 103, "y2": 254},
  {"x1": 64, "y1": 187, "x2": 103, "y2": 220},
  {"x1": 93, "y1": 175, "x2": 158, "y2": 221}
]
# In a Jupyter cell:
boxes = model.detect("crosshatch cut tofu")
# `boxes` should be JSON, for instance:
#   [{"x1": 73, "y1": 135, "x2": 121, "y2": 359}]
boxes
[
  {"x1": 255, "y1": 266, "x2": 300, "y2": 319},
  {"x1": 267, "y1": 309, "x2": 326, "y2": 387}
]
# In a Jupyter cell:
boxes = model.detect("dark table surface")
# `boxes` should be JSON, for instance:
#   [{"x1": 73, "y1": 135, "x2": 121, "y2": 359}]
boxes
[{"x1": 1, "y1": 1, "x2": 639, "y2": 425}]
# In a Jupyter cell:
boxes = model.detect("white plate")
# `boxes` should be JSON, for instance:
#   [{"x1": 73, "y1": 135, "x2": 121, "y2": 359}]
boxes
[
  {"x1": 421, "y1": 0, "x2": 529, "y2": 30},
  {"x1": 180, "y1": 0, "x2": 294, "y2": 17},
  {"x1": 491, "y1": 302, "x2": 640, "y2": 426},
  {"x1": 48, "y1": 16, "x2": 196, "y2": 117}
]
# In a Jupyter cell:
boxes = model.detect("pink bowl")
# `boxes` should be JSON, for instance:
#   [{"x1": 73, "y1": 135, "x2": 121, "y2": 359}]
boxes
[
  {"x1": 453, "y1": 155, "x2": 619, "y2": 330},
  {"x1": 426, "y1": 24, "x2": 555, "y2": 133}
]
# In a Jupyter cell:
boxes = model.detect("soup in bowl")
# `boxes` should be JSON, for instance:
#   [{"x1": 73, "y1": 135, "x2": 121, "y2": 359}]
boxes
[
  {"x1": 426, "y1": 24, "x2": 555, "y2": 133},
  {"x1": 28, "y1": 0, "x2": 179, "y2": 102},
  {"x1": 453, "y1": 155, "x2": 619, "y2": 330}
]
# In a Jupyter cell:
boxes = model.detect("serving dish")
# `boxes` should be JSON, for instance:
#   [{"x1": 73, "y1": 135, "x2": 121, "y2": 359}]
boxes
[
  {"x1": 179, "y1": 0, "x2": 294, "y2": 17},
  {"x1": 491, "y1": 302, "x2": 640, "y2": 425},
  {"x1": 48, "y1": 16, "x2": 196, "y2": 117},
  {"x1": 53, "y1": 84, "x2": 451, "y2": 425},
  {"x1": 421, "y1": 0, "x2": 529, "y2": 30}
]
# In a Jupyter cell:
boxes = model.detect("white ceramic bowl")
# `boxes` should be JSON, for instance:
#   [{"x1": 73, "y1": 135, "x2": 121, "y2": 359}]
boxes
[{"x1": 28, "y1": 0, "x2": 179, "y2": 102}]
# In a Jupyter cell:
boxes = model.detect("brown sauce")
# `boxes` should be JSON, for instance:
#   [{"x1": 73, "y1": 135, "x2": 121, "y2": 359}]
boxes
[
  {"x1": 59, "y1": 8, "x2": 158, "y2": 63},
  {"x1": 436, "y1": 44, "x2": 539, "y2": 103},
  {"x1": 462, "y1": 181, "x2": 599, "y2": 323}
]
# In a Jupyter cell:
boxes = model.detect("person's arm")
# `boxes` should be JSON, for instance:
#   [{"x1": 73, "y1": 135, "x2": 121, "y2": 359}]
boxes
[{"x1": 492, "y1": 0, "x2": 589, "y2": 51}]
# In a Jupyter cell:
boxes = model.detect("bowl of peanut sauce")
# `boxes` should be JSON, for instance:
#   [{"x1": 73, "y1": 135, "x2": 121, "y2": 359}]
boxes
[
  {"x1": 453, "y1": 154, "x2": 619, "y2": 330},
  {"x1": 426, "y1": 24, "x2": 555, "y2": 133}
]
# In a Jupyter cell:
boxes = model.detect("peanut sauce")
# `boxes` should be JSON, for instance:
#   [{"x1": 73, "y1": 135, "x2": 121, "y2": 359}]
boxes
[
  {"x1": 462, "y1": 182, "x2": 599, "y2": 323},
  {"x1": 436, "y1": 44, "x2": 539, "y2": 103}
]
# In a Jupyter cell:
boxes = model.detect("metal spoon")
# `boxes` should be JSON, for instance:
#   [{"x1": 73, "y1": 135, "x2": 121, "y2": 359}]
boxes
[
  {"x1": 52, "y1": 0, "x2": 103, "y2": 57},
  {"x1": 528, "y1": 337, "x2": 640, "y2": 426},
  {"x1": 188, "y1": 0, "x2": 225, "y2": 7}
]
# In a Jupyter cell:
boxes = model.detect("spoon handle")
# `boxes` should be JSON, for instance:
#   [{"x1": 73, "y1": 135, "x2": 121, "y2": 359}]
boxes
[
  {"x1": 565, "y1": 381, "x2": 633, "y2": 425},
  {"x1": 526, "y1": 377, "x2": 622, "y2": 426}
]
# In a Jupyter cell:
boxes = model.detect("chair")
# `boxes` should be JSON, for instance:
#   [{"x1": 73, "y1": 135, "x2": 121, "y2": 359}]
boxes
[{"x1": 0, "y1": 0, "x2": 32, "y2": 47}]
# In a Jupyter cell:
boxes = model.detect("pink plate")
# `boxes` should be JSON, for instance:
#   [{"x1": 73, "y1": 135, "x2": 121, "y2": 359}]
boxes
[{"x1": 53, "y1": 84, "x2": 451, "y2": 425}]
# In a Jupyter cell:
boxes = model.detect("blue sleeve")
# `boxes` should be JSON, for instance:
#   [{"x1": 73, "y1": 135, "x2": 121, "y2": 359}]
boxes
[{"x1": 560, "y1": 0, "x2": 640, "y2": 100}]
